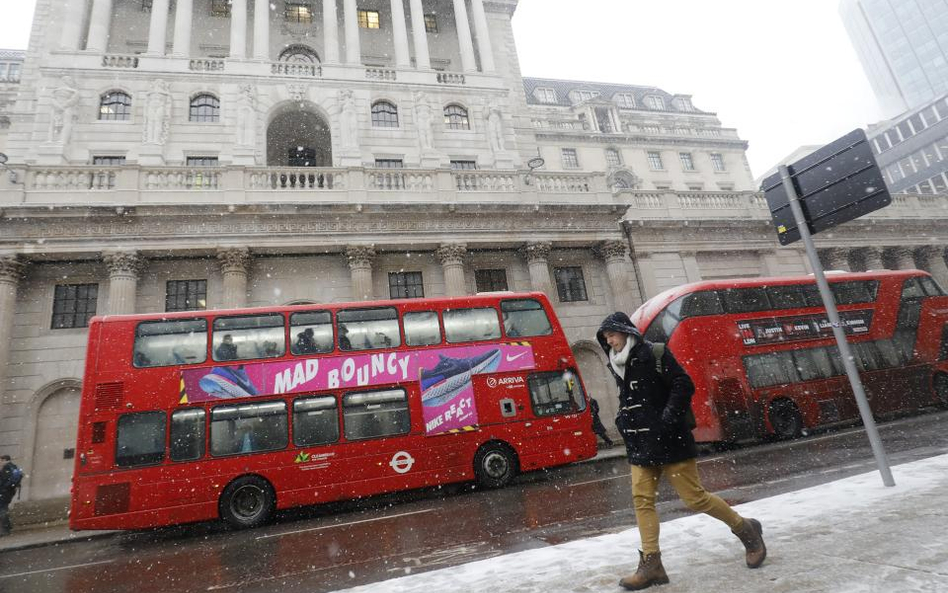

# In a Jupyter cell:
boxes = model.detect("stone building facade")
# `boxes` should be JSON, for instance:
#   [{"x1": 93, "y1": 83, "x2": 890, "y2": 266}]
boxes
[{"x1": 1, "y1": 0, "x2": 947, "y2": 503}]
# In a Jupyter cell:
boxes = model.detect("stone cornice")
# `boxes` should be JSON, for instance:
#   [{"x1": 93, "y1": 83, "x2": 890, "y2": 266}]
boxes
[{"x1": 532, "y1": 130, "x2": 749, "y2": 151}]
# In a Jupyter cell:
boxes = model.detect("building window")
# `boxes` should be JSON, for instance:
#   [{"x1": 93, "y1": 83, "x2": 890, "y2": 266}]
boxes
[
  {"x1": 210, "y1": 0, "x2": 231, "y2": 16},
  {"x1": 358, "y1": 9, "x2": 380, "y2": 29},
  {"x1": 186, "y1": 156, "x2": 219, "y2": 167},
  {"x1": 450, "y1": 160, "x2": 477, "y2": 170},
  {"x1": 285, "y1": 1, "x2": 313, "y2": 24},
  {"x1": 189, "y1": 94, "x2": 220, "y2": 123},
  {"x1": 710, "y1": 153, "x2": 727, "y2": 172},
  {"x1": 575, "y1": 90, "x2": 599, "y2": 102},
  {"x1": 371, "y1": 101, "x2": 399, "y2": 127},
  {"x1": 374, "y1": 159, "x2": 404, "y2": 168},
  {"x1": 673, "y1": 97, "x2": 694, "y2": 111},
  {"x1": 614, "y1": 93, "x2": 635, "y2": 109},
  {"x1": 444, "y1": 104, "x2": 470, "y2": 130},
  {"x1": 535, "y1": 87, "x2": 557, "y2": 104},
  {"x1": 99, "y1": 92, "x2": 132, "y2": 121},
  {"x1": 687, "y1": 184, "x2": 704, "y2": 191},
  {"x1": 141, "y1": 0, "x2": 153, "y2": 11},
  {"x1": 92, "y1": 156, "x2": 126, "y2": 166},
  {"x1": 647, "y1": 151, "x2": 664, "y2": 170},
  {"x1": 424, "y1": 13, "x2": 438, "y2": 33},
  {"x1": 166, "y1": 280, "x2": 207, "y2": 312},
  {"x1": 561, "y1": 148, "x2": 580, "y2": 169},
  {"x1": 389, "y1": 272, "x2": 424, "y2": 299},
  {"x1": 475, "y1": 269, "x2": 508, "y2": 293},
  {"x1": 645, "y1": 95, "x2": 665, "y2": 110},
  {"x1": 605, "y1": 148, "x2": 622, "y2": 168},
  {"x1": 554, "y1": 267, "x2": 588, "y2": 303},
  {"x1": 679, "y1": 152, "x2": 696, "y2": 171},
  {"x1": 52, "y1": 284, "x2": 98, "y2": 329}
]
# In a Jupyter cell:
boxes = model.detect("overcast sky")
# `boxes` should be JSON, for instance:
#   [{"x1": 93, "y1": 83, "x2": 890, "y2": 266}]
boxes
[{"x1": 0, "y1": 0, "x2": 880, "y2": 179}]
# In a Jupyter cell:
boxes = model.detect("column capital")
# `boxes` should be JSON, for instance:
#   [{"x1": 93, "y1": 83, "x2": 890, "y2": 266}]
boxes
[
  {"x1": 520, "y1": 242, "x2": 552, "y2": 264},
  {"x1": 0, "y1": 256, "x2": 25, "y2": 285},
  {"x1": 858, "y1": 245, "x2": 884, "y2": 258},
  {"x1": 346, "y1": 245, "x2": 376, "y2": 270},
  {"x1": 915, "y1": 245, "x2": 945, "y2": 261},
  {"x1": 886, "y1": 246, "x2": 915, "y2": 258},
  {"x1": 217, "y1": 247, "x2": 252, "y2": 275},
  {"x1": 103, "y1": 250, "x2": 145, "y2": 277},
  {"x1": 436, "y1": 243, "x2": 467, "y2": 267},
  {"x1": 594, "y1": 240, "x2": 628, "y2": 263}
]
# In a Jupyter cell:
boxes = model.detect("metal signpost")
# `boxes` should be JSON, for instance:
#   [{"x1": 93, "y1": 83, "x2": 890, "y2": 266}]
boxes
[{"x1": 762, "y1": 129, "x2": 895, "y2": 487}]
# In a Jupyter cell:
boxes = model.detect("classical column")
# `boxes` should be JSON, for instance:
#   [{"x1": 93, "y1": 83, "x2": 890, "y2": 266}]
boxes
[
  {"x1": 469, "y1": 0, "x2": 495, "y2": 72},
  {"x1": 818, "y1": 248, "x2": 851, "y2": 272},
  {"x1": 60, "y1": 0, "x2": 88, "y2": 51},
  {"x1": 147, "y1": 0, "x2": 171, "y2": 56},
  {"x1": 252, "y1": 0, "x2": 270, "y2": 60},
  {"x1": 917, "y1": 246, "x2": 948, "y2": 289},
  {"x1": 0, "y1": 257, "x2": 25, "y2": 416},
  {"x1": 346, "y1": 245, "x2": 376, "y2": 301},
  {"x1": 437, "y1": 244, "x2": 468, "y2": 297},
  {"x1": 230, "y1": 0, "x2": 248, "y2": 59},
  {"x1": 595, "y1": 241, "x2": 637, "y2": 313},
  {"x1": 889, "y1": 246, "x2": 917, "y2": 270},
  {"x1": 172, "y1": 0, "x2": 194, "y2": 57},
  {"x1": 343, "y1": 0, "x2": 362, "y2": 64},
  {"x1": 634, "y1": 252, "x2": 659, "y2": 300},
  {"x1": 104, "y1": 251, "x2": 144, "y2": 315},
  {"x1": 217, "y1": 248, "x2": 252, "y2": 309},
  {"x1": 758, "y1": 248, "x2": 781, "y2": 277},
  {"x1": 390, "y1": 0, "x2": 411, "y2": 68},
  {"x1": 408, "y1": 0, "x2": 431, "y2": 69},
  {"x1": 322, "y1": 0, "x2": 340, "y2": 63},
  {"x1": 520, "y1": 242, "x2": 554, "y2": 297},
  {"x1": 679, "y1": 250, "x2": 702, "y2": 283},
  {"x1": 451, "y1": 0, "x2": 477, "y2": 72},
  {"x1": 860, "y1": 246, "x2": 885, "y2": 271},
  {"x1": 86, "y1": 0, "x2": 115, "y2": 53}
]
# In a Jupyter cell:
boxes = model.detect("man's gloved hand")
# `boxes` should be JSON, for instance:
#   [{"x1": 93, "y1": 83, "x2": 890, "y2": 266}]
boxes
[{"x1": 661, "y1": 406, "x2": 681, "y2": 427}]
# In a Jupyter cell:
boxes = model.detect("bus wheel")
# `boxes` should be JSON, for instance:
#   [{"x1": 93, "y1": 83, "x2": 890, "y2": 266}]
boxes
[
  {"x1": 474, "y1": 442, "x2": 518, "y2": 489},
  {"x1": 769, "y1": 400, "x2": 803, "y2": 440},
  {"x1": 934, "y1": 374, "x2": 948, "y2": 407},
  {"x1": 219, "y1": 475, "x2": 275, "y2": 529}
]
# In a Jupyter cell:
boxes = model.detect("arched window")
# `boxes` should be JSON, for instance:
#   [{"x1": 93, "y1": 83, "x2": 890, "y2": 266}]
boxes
[
  {"x1": 278, "y1": 44, "x2": 320, "y2": 64},
  {"x1": 189, "y1": 94, "x2": 220, "y2": 123},
  {"x1": 371, "y1": 101, "x2": 399, "y2": 128},
  {"x1": 99, "y1": 91, "x2": 132, "y2": 121},
  {"x1": 444, "y1": 104, "x2": 469, "y2": 130}
]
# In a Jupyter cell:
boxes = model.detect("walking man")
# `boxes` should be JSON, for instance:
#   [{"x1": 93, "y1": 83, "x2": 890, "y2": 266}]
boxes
[
  {"x1": 596, "y1": 312, "x2": 766, "y2": 590},
  {"x1": 589, "y1": 398, "x2": 615, "y2": 447},
  {"x1": 0, "y1": 454, "x2": 20, "y2": 536}
]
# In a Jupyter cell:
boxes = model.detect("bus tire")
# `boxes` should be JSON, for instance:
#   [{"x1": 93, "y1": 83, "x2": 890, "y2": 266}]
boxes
[
  {"x1": 219, "y1": 475, "x2": 276, "y2": 529},
  {"x1": 768, "y1": 399, "x2": 803, "y2": 440},
  {"x1": 474, "y1": 442, "x2": 518, "y2": 489},
  {"x1": 934, "y1": 374, "x2": 948, "y2": 407}
]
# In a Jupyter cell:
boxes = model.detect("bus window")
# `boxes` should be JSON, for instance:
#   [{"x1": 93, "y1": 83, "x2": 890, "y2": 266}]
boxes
[
  {"x1": 343, "y1": 389, "x2": 410, "y2": 440},
  {"x1": 501, "y1": 299, "x2": 553, "y2": 337},
  {"x1": 852, "y1": 341, "x2": 884, "y2": 371},
  {"x1": 919, "y1": 276, "x2": 944, "y2": 296},
  {"x1": 213, "y1": 314, "x2": 286, "y2": 362},
  {"x1": 876, "y1": 339, "x2": 906, "y2": 368},
  {"x1": 940, "y1": 326, "x2": 948, "y2": 361},
  {"x1": 801, "y1": 284, "x2": 824, "y2": 307},
  {"x1": 527, "y1": 370, "x2": 587, "y2": 417},
  {"x1": 901, "y1": 278, "x2": 926, "y2": 300},
  {"x1": 831, "y1": 281, "x2": 878, "y2": 304},
  {"x1": 744, "y1": 352, "x2": 797, "y2": 388},
  {"x1": 210, "y1": 401, "x2": 288, "y2": 456},
  {"x1": 403, "y1": 311, "x2": 442, "y2": 346},
  {"x1": 825, "y1": 346, "x2": 846, "y2": 376},
  {"x1": 767, "y1": 285, "x2": 807, "y2": 309},
  {"x1": 170, "y1": 409, "x2": 206, "y2": 462},
  {"x1": 680, "y1": 291, "x2": 724, "y2": 317},
  {"x1": 116, "y1": 411, "x2": 166, "y2": 468},
  {"x1": 720, "y1": 288, "x2": 771, "y2": 313},
  {"x1": 444, "y1": 307, "x2": 501, "y2": 343},
  {"x1": 293, "y1": 396, "x2": 339, "y2": 447},
  {"x1": 337, "y1": 308, "x2": 401, "y2": 351},
  {"x1": 290, "y1": 311, "x2": 333, "y2": 355},
  {"x1": 133, "y1": 319, "x2": 208, "y2": 368}
]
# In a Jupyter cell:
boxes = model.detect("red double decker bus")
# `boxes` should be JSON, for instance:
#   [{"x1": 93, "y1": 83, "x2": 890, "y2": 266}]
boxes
[
  {"x1": 630, "y1": 270, "x2": 948, "y2": 444},
  {"x1": 70, "y1": 292, "x2": 595, "y2": 531}
]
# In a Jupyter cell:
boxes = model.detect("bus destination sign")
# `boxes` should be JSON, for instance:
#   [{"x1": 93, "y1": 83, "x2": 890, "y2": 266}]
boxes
[{"x1": 738, "y1": 309, "x2": 873, "y2": 347}]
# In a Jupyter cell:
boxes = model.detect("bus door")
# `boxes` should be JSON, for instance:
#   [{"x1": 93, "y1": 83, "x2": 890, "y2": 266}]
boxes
[{"x1": 706, "y1": 358, "x2": 759, "y2": 442}]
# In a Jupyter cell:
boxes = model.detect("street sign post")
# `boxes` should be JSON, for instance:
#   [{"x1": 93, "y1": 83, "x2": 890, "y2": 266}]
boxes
[{"x1": 762, "y1": 129, "x2": 895, "y2": 487}]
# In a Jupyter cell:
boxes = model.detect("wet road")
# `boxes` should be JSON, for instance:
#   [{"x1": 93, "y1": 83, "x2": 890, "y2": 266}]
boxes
[{"x1": 2, "y1": 410, "x2": 946, "y2": 593}]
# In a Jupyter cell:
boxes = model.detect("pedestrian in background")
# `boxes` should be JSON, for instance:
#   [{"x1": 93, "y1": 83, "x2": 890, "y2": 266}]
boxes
[
  {"x1": 597, "y1": 312, "x2": 766, "y2": 591},
  {"x1": 589, "y1": 398, "x2": 614, "y2": 447},
  {"x1": 0, "y1": 454, "x2": 22, "y2": 537}
]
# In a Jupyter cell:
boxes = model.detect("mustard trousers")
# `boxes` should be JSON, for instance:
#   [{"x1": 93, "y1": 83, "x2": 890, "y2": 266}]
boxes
[{"x1": 631, "y1": 458, "x2": 743, "y2": 554}]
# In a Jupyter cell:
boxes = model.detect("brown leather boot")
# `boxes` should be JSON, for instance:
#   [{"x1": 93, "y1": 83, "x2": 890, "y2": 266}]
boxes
[
  {"x1": 732, "y1": 517, "x2": 767, "y2": 568},
  {"x1": 619, "y1": 550, "x2": 670, "y2": 590}
]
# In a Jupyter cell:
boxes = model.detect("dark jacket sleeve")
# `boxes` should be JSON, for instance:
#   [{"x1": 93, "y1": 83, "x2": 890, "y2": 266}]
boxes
[{"x1": 659, "y1": 347, "x2": 695, "y2": 425}]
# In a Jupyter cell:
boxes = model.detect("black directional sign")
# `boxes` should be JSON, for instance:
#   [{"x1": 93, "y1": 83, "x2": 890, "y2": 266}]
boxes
[{"x1": 760, "y1": 129, "x2": 891, "y2": 245}]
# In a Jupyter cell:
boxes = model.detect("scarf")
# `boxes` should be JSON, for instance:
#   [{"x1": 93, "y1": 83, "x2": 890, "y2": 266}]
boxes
[{"x1": 609, "y1": 334, "x2": 636, "y2": 379}]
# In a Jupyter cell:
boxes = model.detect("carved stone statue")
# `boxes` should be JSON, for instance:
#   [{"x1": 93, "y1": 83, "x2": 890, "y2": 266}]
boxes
[
  {"x1": 236, "y1": 84, "x2": 257, "y2": 147},
  {"x1": 485, "y1": 100, "x2": 505, "y2": 153},
  {"x1": 48, "y1": 76, "x2": 80, "y2": 144},
  {"x1": 339, "y1": 89, "x2": 359, "y2": 149},
  {"x1": 413, "y1": 92, "x2": 434, "y2": 152},
  {"x1": 143, "y1": 80, "x2": 172, "y2": 145}
]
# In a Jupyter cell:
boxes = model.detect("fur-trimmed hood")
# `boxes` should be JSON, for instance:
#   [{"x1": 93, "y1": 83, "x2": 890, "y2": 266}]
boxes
[{"x1": 596, "y1": 311, "x2": 643, "y2": 355}]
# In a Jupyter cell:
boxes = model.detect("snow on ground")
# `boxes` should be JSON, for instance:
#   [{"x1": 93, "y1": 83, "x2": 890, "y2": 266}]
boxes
[{"x1": 331, "y1": 454, "x2": 948, "y2": 593}]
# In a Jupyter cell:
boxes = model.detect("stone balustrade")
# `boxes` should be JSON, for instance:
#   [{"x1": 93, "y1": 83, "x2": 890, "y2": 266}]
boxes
[
  {"x1": 143, "y1": 168, "x2": 221, "y2": 190},
  {"x1": 101, "y1": 54, "x2": 139, "y2": 69},
  {"x1": 367, "y1": 170, "x2": 435, "y2": 191},
  {"x1": 454, "y1": 171, "x2": 517, "y2": 192},
  {"x1": 365, "y1": 67, "x2": 397, "y2": 81},
  {"x1": 189, "y1": 59, "x2": 225, "y2": 72},
  {"x1": 247, "y1": 168, "x2": 342, "y2": 190},
  {"x1": 436, "y1": 72, "x2": 466, "y2": 85},
  {"x1": 533, "y1": 172, "x2": 596, "y2": 193},
  {"x1": 271, "y1": 62, "x2": 321, "y2": 77}
]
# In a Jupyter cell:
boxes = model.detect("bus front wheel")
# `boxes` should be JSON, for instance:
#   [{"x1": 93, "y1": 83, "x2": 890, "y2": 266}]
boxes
[
  {"x1": 934, "y1": 374, "x2": 948, "y2": 407},
  {"x1": 474, "y1": 442, "x2": 518, "y2": 489},
  {"x1": 768, "y1": 400, "x2": 803, "y2": 440},
  {"x1": 219, "y1": 475, "x2": 276, "y2": 529}
]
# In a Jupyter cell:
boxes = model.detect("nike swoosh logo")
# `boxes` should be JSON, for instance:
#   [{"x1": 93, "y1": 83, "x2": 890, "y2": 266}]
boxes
[{"x1": 506, "y1": 352, "x2": 528, "y2": 362}]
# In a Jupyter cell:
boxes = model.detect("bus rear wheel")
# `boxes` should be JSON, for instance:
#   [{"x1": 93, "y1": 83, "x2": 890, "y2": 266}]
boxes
[
  {"x1": 934, "y1": 374, "x2": 948, "y2": 407},
  {"x1": 769, "y1": 399, "x2": 803, "y2": 440},
  {"x1": 474, "y1": 442, "x2": 518, "y2": 489},
  {"x1": 219, "y1": 475, "x2": 276, "y2": 529}
]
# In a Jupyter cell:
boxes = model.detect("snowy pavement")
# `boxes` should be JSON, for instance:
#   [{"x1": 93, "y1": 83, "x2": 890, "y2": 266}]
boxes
[{"x1": 331, "y1": 453, "x2": 948, "y2": 593}]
